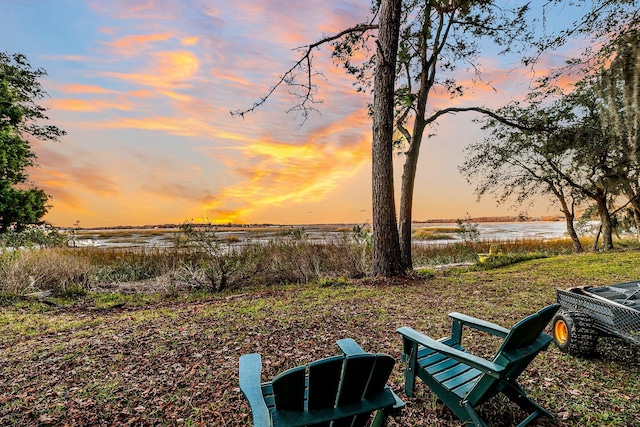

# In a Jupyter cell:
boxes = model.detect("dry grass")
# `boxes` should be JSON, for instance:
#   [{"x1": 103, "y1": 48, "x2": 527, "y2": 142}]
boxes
[
  {"x1": 3, "y1": 235, "x2": 638, "y2": 296},
  {"x1": 0, "y1": 249, "x2": 91, "y2": 294},
  {"x1": 412, "y1": 227, "x2": 458, "y2": 240}
]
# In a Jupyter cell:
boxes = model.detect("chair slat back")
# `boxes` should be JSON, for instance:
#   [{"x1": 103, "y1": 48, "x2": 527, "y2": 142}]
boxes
[
  {"x1": 497, "y1": 304, "x2": 559, "y2": 353},
  {"x1": 365, "y1": 354, "x2": 395, "y2": 398},
  {"x1": 467, "y1": 305, "x2": 559, "y2": 406},
  {"x1": 334, "y1": 354, "x2": 395, "y2": 427},
  {"x1": 307, "y1": 356, "x2": 344, "y2": 411},
  {"x1": 271, "y1": 365, "x2": 306, "y2": 411},
  {"x1": 270, "y1": 353, "x2": 395, "y2": 427}
]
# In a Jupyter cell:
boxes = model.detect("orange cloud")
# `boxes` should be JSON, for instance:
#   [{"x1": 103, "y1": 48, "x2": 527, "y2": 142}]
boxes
[
  {"x1": 102, "y1": 115, "x2": 215, "y2": 137},
  {"x1": 181, "y1": 36, "x2": 198, "y2": 46},
  {"x1": 102, "y1": 51, "x2": 199, "y2": 89},
  {"x1": 155, "y1": 51, "x2": 199, "y2": 81},
  {"x1": 49, "y1": 98, "x2": 133, "y2": 112},
  {"x1": 128, "y1": 89, "x2": 154, "y2": 98},
  {"x1": 27, "y1": 141, "x2": 121, "y2": 222},
  {"x1": 201, "y1": 110, "x2": 372, "y2": 222},
  {"x1": 63, "y1": 83, "x2": 112, "y2": 94}
]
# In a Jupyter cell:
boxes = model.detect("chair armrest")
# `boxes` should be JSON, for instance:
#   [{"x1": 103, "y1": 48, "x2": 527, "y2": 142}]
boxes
[
  {"x1": 449, "y1": 312, "x2": 510, "y2": 338},
  {"x1": 336, "y1": 338, "x2": 366, "y2": 355},
  {"x1": 397, "y1": 327, "x2": 505, "y2": 379},
  {"x1": 239, "y1": 354, "x2": 271, "y2": 427}
]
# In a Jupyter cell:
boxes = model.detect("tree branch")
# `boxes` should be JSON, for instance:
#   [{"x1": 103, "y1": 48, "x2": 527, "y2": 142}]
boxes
[
  {"x1": 230, "y1": 23, "x2": 378, "y2": 119},
  {"x1": 423, "y1": 106, "x2": 556, "y2": 132}
]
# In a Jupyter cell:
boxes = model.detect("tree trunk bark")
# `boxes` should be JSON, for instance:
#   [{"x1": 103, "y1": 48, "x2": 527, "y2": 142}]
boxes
[
  {"x1": 398, "y1": 121, "x2": 426, "y2": 270},
  {"x1": 633, "y1": 207, "x2": 640, "y2": 242},
  {"x1": 371, "y1": 0, "x2": 403, "y2": 277},
  {"x1": 558, "y1": 197, "x2": 582, "y2": 253},
  {"x1": 398, "y1": 10, "x2": 432, "y2": 272},
  {"x1": 596, "y1": 192, "x2": 614, "y2": 250},
  {"x1": 565, "y1": 214, "x2": 583, "y2": 253}
]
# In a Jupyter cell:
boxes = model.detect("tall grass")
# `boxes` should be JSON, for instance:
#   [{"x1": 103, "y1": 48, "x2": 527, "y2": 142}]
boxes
[
  {"x1": 411, "y1": 236, "x2": 638, "y2": 267},
  {"x1": 0, "y1": 249, "x2": 90, "y2": 294},
  {"x1": 1, "y1": 234, "x2": 638, "y2": 295},
  {"x1": 0, "y1": 236, "x2": 372, "y2": 295}
]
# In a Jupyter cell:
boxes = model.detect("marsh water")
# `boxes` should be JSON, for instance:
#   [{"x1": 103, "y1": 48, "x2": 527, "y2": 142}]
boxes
[{"x1": 71, "y1": 221, "x2": 573, "y2": 249}]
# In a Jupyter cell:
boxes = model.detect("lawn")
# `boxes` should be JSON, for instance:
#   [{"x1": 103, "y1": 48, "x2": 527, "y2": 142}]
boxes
[{"x1": 1, "y1": 251, "x2": 639, "y2": 426}]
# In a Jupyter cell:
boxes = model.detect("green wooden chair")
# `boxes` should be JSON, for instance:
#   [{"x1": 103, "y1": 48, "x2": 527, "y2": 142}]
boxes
[
  {"x1": 397, "y1": 304, "x2": 560, "y2": 427},
  {"x1": 239, "y1": 338, "x2": 404, "y2": 427}
]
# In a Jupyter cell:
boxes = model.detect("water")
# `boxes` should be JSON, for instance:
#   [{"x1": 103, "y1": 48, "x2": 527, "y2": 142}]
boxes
[
  {"x1": 71, "y1": 221, "x2": 573, "y2": 248},
  {"x1": 473, "y1": 221, "x2": 569, "y2": 240}
]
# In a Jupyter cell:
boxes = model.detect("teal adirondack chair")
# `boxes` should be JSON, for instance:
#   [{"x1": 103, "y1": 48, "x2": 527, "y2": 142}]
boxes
[
  {"x1": 397, "y1": 304, "x2": 560, "y2": 427},
  {"x1": 239, "y1": 338, "x2": 405, "y2": 427}
]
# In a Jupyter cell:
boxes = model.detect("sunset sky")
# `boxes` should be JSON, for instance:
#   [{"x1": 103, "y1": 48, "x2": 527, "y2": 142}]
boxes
[{"x1": 1, "y1": 1, "x2": 594, "y2": 227}]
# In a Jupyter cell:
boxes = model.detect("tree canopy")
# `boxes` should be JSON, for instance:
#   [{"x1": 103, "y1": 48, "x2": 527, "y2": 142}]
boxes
[
  {"x1": 462, "y1": 28, "x2": 640, "y2": 251},
  {"x1": 0, "y1": 52, "x2": 64, "y2": 231}
]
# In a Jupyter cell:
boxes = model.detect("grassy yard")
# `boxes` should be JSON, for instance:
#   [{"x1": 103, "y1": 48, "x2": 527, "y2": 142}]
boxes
[{"x1": 1, "y1": 251, "x2": 639, "y2": 426}]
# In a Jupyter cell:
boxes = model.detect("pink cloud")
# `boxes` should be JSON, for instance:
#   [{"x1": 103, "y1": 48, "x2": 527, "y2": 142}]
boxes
[
  {"x1": 49, "y1": 98, "x2": 133, "y2": 112},
  {"x1": 101, "y1": 32, "x2": 174, "y2": 55}
]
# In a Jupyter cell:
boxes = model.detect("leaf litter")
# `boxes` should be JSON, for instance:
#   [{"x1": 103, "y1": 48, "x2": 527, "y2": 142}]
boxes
[{"x1": 1, "y1": 264, "x2": 640, "y2": 426}]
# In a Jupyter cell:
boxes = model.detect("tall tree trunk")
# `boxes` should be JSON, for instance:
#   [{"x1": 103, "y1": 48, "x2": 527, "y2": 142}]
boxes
[
  {"x1": 592, "y1": 224, "x2": 601, "y2": 251},
  {"x1": 633, "y1": 206, "x2": 640, "y2": 242},
  {"x1": 398, "y1": 8, "x2": 432, "y2": 271},
  {"x1": 557, "y1": 197, "x2": 582, "y2": 253},
  {"x1": 372, "y1": 0, "x2": 403, "y2": 277},
  {"x1": 619, "y1": 182, "x2": 640, "y2": 241},
  {"x1": 565, "y1": 214, "x2": 583, "y2": 253},
  {"x1": 595, "y1": 192, "x2": 614, "y2": 250},
  {"x1": 398, "y1": 120, "x2": 426, "y2": 270}
]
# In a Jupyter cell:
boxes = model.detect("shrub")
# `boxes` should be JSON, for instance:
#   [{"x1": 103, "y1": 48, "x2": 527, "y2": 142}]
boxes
[{"x1": 0, "y1": 224, "x2": 67, "y2": 248}]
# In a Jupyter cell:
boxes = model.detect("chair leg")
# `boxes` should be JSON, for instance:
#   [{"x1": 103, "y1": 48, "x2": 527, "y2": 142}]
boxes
[
  {"x1": 503, "y1": 384, "x2": 554, "y2": 426},
  {"x1": 370, "y1": 409, "x2": 389, "y2": 427},
  {"x1": 462, "y1": 401, "x2": 488, "y2": 427},
  {"x1": 403, "y1": 345, "x2": 417, "y2": 397}
]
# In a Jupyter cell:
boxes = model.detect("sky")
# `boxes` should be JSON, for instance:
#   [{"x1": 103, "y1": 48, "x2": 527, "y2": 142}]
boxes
[{"x1": 0, "y1": 1, "x2": 594, "y2": 228}]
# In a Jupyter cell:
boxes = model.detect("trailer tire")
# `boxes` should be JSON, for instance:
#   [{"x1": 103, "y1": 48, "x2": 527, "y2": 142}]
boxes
[{"x1": 552, "y1": 310, "x2": 598, "y2": 356}]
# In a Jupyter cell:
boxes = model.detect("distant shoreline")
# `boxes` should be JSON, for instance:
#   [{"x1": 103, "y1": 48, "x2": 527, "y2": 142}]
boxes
[
  {"x1": 415, "y1": 215, "x2": 563, "y2": 224},
  {"x1": 58, "y1": 215, "x2": 563, "y2": 231}
]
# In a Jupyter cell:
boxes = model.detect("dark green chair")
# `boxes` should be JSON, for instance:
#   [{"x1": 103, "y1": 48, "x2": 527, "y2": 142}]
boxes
[
  {"x1": 397, "y1": 304, "x2": 559, "y2": 427},
  {"x1": 239, "y1": 338, "x2": 404, "y2": 427}
]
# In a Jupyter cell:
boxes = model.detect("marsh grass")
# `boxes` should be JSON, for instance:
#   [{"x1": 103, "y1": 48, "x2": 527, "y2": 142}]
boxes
[
  {"x1": 410, "y1": 236, "x2": 617, "y2": 267},
  {"x1": 0, "y1": 236, "x2": 372, "y2": 295},
  {"x1": 412, "y1": 227, "x2": 459, "y2": 240},
  {"x1": 2, "y1": 234, "x2": 639, "y2": 296}
]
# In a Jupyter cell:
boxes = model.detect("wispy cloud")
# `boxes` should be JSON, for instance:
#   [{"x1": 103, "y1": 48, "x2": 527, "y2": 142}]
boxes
[
  {"x1": 49, "y1": 98, "x2": 134, "y2": 112},
  {"x1": 200, "y1": 110, "x2": 371, "y2": 223},
  {"x1": 101, "y1": 33, "x2": 174, "y2": 55}
]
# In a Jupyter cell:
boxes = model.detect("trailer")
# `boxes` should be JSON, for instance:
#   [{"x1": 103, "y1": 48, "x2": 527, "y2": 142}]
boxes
[{"x1": 553, "y1": 281, "x2": 640, "y2": 356}]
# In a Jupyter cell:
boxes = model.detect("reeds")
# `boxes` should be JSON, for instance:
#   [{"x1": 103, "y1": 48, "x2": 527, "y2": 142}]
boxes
[{"x1": 1, "y1": 234, "x2": 637, "y2": 295}]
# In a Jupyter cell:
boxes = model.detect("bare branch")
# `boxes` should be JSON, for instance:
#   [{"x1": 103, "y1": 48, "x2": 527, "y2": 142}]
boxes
[
  {"x1": 231, "y1": 23, "x2": 378, "y2": 119},
  {"x1": 423, "y1": 106, "x2": 556, "y2": 132}
]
